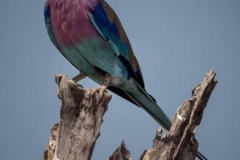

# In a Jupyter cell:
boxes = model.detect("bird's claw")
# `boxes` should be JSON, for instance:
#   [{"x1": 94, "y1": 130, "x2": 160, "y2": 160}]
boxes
[
  {"x1": 90, "y1": 85, "x2": 107, "y2": 96},
  {"x1": 90, "y1": 74, "x2": 111, "y2": 96},
  {"x1": 55, "y1": 74, "x2": 63, "y2": 85},
  {"x1": 57, "y1": 89, "x2": 62, "y2": 99},
  {"x1": 55, "y1": 75, "x2": 64, "y2": 99}
]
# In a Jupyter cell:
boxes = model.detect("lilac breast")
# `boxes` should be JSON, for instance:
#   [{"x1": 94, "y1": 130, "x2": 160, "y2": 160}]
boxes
[{"x1": 50, "y1": 1, "x2": 98, "y2": 47}]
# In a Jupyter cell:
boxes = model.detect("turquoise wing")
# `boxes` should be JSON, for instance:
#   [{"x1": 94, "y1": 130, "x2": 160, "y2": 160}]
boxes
[{"x1": 90, "y1": 1, "x2": 145, "y2": 89}]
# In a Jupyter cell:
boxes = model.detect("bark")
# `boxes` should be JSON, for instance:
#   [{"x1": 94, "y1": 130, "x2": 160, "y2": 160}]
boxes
[
  {"x1": 141, "y1": 69, "x2": 217, "y2": 160},
  {"x1": 43, "y1": 74, "x2": 112, "y2": 160},
  {"x1": 43, "y1": 70, "x2": 217, "y2": 160},
  {"x1": 109, "y1": 141, "x2": 131, "y2": 160},
  {"x1": 43, "y1": 123, "x2": 59, "y2": 160}
]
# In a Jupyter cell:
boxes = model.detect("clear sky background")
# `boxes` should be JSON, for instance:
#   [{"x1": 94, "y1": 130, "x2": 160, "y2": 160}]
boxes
[{"x1": 0, "y1": 0, "x2": 239, "y2": 160}]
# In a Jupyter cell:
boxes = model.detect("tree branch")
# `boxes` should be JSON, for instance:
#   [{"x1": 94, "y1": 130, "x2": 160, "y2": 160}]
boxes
[{"x1": 141, "y1": 69, "x2": 217, "y2": 160}]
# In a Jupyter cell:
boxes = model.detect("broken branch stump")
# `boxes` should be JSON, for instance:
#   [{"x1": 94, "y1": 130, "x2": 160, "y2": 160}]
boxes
[
  {"x1": 141, "y1": 69, "x2": 217, "y2": 160},
  {"x1": 43, "y1": 74, "x2": 112, "y2": 160},
  {"x1": 109, "y1": 141, "x2": 131, "y2": 160}
]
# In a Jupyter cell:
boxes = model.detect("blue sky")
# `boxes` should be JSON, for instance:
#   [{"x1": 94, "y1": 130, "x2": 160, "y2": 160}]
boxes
[{"x1": 0, "y1": 0, "x2": 240, "y2": 160}]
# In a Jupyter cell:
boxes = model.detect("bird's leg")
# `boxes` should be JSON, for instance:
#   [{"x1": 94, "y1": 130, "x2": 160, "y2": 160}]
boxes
[
  {"x1": 72, "y1": 71, "x2": 86, "y2": 83},
  {"x1": 91, "y1": 74, "x2": 111, "y2": 95}
]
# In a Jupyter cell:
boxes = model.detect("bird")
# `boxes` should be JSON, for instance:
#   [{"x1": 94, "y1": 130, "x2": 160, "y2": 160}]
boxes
[{"x1": 44, "y1": 0, "x2": 206, "y2": 159}]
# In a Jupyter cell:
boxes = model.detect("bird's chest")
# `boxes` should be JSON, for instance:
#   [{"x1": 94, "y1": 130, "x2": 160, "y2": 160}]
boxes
[{"x1": 50, "y1": 2, "x2": 98, "y2": 47}]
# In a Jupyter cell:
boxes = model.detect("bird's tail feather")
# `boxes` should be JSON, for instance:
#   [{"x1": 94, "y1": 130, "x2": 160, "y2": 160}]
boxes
[{"x1": 125, "y1": 83, "x2": 172, "y2": 130}]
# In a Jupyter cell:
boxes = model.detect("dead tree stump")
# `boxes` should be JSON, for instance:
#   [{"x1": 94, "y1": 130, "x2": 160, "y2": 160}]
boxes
[
  {"x1": 43, "y1": 70, "x2": 217, "y2": 160},
  {"x1": 43, "y1": 74, "x2": 111, "y2": 160}
]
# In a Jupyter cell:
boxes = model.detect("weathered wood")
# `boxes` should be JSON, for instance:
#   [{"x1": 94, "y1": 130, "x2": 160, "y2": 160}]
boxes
[
  {"x1": 44, "y1": 74, "x2": 111, "y2": 160},
  {"x1": 43, "y1": 123, "x2": 59, "y2": 160},
  {"x1": 141, "y1": 70, "x2": 217, "y2": 160},
  {"x1": 109, "y1": 141, "x2": 131, "y2": 160},
  {"x1": 43, "y1": 70, "x2": 216, "y2": 160}
]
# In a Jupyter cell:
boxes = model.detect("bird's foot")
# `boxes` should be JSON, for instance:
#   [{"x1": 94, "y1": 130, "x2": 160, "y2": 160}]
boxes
[
  {"x1": 55, "y1": 74, "x2": 64, "y2": 99},
  {"x1": 90, "y1": 74, "x2": 111, "y2": 95},
  {"x1": 55, "y1": 74, "x2": 84, "y2": 99},
  {"x1": 55, "y1": 74, "x2": 64, "y2": 85},
  {"x1": 90, "y1": 85, "x2": 108, "y2": 96}
]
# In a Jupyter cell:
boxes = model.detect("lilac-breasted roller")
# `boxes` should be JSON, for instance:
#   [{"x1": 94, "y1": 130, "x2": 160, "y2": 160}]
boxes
[{"x1": 44, "y1": 1, "x2": 206, "y2": 159}]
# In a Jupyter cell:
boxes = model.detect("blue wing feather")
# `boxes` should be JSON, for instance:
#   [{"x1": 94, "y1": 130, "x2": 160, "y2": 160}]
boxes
[
  {"x1": 90, "y1": 2, "x2": 145, "y2": 89},
  {"x1": 91, "y1": 3, "x2": 121, "y2": 44}
]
